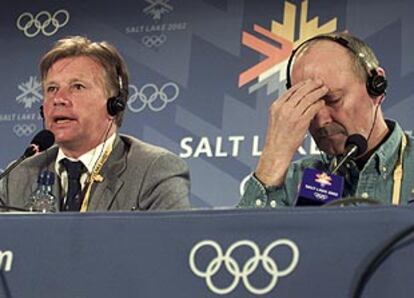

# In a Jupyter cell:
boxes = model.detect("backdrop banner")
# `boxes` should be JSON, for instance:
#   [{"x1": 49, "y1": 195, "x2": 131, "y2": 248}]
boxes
[{"x1": 1, "y1": 0, "x2": 413, "y2": 207}]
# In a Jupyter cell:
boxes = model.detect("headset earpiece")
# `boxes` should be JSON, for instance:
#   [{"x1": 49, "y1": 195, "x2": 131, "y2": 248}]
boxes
[
  {"x1": 107, "y1": 75, "x2": 126, "y2": 117},
  {"x1": 366, "y1": 69, "x2": 387, "y2": 97},
  {"x1": 40, "y1": 105, "x2": 44, "y2": 119},
  {"x1": 107, "y1": 94, "x2": 126, "y2": 117}
]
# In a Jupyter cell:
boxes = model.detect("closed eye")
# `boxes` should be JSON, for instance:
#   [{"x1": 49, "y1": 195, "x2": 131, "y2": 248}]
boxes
[
  {"x1": 326, "y1": 98, "x2": 341, "y2": 106},
  {"x1": 322, "y1": 94, "x2": 341, "y2": 106}
]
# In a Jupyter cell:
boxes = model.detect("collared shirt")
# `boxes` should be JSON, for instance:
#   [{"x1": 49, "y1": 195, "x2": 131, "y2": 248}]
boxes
[
  {"x1": 55, "y1": 133, "x2": 116, "y2": 202},
  {"x1": 238, "y1": 120, "x2": 414, "y2": 208}
]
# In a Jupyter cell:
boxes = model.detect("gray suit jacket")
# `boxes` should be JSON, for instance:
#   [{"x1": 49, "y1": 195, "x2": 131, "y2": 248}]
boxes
[{"x1": 0, "y1": 134, "x2": 191, "y2": 211}]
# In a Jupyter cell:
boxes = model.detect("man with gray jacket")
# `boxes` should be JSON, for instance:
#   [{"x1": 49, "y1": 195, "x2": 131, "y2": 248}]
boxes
[{"x1": 0, "y1": 36, "x2": 190, "y2": 212}]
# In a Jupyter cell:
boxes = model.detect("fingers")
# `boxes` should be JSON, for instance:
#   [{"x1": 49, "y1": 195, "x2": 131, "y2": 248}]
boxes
[
  {"x1": 279, "y1": 79, "x2": 310, "y2": 103},
  {"x1": 283, "y1": 79, "x2": 328, "y2": 118},
  {"x1": 258, "y1": 79, "x2": 328, "y2": 186},
  {"x1": 296, "y1": 85, "x2": 328, "y2": 115},
  {"x1": 302, "y1": 98, "x2": 325, "y2": 122},
  {"x1": 287, "y1": 79, "x2": 327, "y2": 107}
]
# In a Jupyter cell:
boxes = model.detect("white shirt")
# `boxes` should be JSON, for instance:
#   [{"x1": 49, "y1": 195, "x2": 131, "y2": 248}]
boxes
[{"x1": 55, "y1": 133, "x2": 116, "y2": 202}]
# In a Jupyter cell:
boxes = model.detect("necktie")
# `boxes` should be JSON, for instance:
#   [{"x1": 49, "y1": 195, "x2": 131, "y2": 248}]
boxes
[{"x1": 61, "y1": 159, "x2": 86, "y2": 211}]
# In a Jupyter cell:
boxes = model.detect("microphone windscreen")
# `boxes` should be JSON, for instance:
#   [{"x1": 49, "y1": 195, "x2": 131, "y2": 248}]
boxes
[
  {"x1": 345, "y1": 134, "x2": 367, "y2": 157},
  {"x1": 30, "y1": 130, "x2": 55, "y2": 152}
]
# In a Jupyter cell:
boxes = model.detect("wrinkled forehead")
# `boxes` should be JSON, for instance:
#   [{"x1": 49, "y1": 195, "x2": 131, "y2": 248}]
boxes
[
  {"x1": 46, "y1": 56, "x2": 98, "y2": 75},
  {"x1": 44, "y1": 56, "x2": 109, "y2": 88},
  {"x1": 290, "y1": 41, "x2": 356, "y2": 83}
]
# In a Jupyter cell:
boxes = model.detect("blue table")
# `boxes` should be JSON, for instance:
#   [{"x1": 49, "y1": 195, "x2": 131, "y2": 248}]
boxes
[{"x1": 0, "y1": 206, "x2": 413, "y2": 297}]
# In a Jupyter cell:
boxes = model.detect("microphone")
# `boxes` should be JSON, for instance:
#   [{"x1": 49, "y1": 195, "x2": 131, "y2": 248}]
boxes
[
  {"x1": 22, "y1": 130, "x2": 55, "y2": 159},
  {"x1": 0, "y1": 130, "x2": 55, "y2": 181},
  {"x1": 0, "y1": 130, "x2": 55, "y2": 210},
  {"x1": 295, "y1": 134, "x2": 367, "y2": 207},
  {"x1": 0, "y1": 130, "x2": 55, "y2": 211},
  {"x1": 331, "y1": 134, "x2": 367, "y2": 174}
]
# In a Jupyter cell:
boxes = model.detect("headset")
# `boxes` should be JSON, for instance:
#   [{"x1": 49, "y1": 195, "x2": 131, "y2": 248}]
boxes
[
  {"x1": 285, "y1": 34, "x2": 387, "y2": 97},
  {"x1": 106, "y1": 74, "x2": 126, "y2": 117},
  {"x1": 40, "y1": 105, "x2": 44, "y2": 119}
]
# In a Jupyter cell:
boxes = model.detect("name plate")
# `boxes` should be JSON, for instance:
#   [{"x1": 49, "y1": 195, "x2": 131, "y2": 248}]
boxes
[{"x1": 295, "y1": 168, "x2": 344, "y2": 206}]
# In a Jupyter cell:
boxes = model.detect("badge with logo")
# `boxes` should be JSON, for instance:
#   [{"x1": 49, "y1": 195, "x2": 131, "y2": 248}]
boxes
[{"x1": 295, "y1": 168, "x2": 344, "y2": 206}]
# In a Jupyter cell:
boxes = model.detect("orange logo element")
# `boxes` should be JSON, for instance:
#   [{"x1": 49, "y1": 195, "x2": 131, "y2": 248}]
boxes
[
  {"x1": 315, "y1": 172, "x2": 332, "y2": 187},
  {"x1": 238, "y1": 0, "x2": 338, "y2": 93}
]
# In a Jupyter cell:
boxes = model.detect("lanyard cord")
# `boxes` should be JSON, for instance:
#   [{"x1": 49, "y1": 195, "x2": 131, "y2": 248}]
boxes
[
  {"x1": 80, "y1": 142, "x2": 113, "y2": 212},
  {"x1": 391, "y1": 133, "x2": 407, "y2": 205}
]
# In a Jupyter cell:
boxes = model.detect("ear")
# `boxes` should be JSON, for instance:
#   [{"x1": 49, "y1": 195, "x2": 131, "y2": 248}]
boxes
[
  {"x1": 107, "y1": 113, "x2": 115, "y2": 121},
  {"x1": 376, "y1": 67, "x2": 386, "y2": 78}
]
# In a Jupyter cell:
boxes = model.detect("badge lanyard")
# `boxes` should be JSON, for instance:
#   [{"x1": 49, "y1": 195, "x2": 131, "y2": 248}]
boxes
[
  {"x1": 391, "y1": 133, "x2": 407, "y2": 205},
  {"x1": 80, "y1": 142, "x2": 113, "y2": 212}
]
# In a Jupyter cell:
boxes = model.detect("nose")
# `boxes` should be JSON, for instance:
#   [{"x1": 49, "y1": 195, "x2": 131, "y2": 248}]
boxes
[
  {"x1": 52, "y1": 88, "x2": 71, "y2": 106},
  {"x1": 312, "y1": 105, "x2": 332, "y2": 128}
]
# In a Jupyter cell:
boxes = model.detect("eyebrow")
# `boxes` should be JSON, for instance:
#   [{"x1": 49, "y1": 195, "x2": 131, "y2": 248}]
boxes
[{"x1": 44, "y1": 78, "x2": 87, "y2": 86}]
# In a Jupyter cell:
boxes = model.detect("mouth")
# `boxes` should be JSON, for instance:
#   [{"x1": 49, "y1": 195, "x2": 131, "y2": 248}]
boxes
[
  {"x1": 319, "y1": 132, "x2": 343, "y2": 139},
  {"x1": 52, "y1": 116, "x2": 76, "y2": 125}
]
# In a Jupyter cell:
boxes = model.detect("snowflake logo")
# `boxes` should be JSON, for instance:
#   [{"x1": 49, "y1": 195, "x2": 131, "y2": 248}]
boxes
[
  {"x1": 315, "y1": 172, "x2": 332, "y2": 187},
  {"x1": 238, "y1": 0, "x2": 338, "y2": 95},
  {"x1": 143, "y1": 0, "x2": 173, "y2": 21},
  {"x1": 16, "y1": 76, "x2": 42, "y2": 109}
]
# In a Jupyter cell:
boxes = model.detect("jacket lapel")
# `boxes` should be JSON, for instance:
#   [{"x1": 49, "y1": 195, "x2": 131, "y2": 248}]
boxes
[{"x1": 86, "y1": 135, "x2": 128, "y2": 211}]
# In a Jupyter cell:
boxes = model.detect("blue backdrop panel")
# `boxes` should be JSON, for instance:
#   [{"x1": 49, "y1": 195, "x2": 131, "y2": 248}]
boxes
[{"x1": 1, "y1": 0, "x2": 413, "y2": 207}]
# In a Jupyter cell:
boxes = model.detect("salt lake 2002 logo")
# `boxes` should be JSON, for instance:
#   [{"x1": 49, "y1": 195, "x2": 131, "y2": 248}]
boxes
[
  {"x1": 0, "y1": 76, "x2": 43, "y2": 138},
  {"x1": 238, "y1": 0, "x2": 338, "y2": 95},
  {"x1": 125, "y1": 0, "x2": 187, "y2": 49}
]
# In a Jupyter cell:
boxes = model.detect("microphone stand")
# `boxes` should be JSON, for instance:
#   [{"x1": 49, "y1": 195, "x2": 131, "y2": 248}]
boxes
[
  {"x1": 331, "y1": 146, "x2": 358, "y2": 174},
  {"x1": 0, "y1": 156, "x2": 25, "y2": 181},
  {"x1": 0, "y1": 155, "x2": 33, "y2": 212}
]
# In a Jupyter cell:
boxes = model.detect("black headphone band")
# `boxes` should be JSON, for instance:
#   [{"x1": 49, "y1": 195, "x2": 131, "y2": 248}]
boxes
[
  {"x1": 285, "y1": 34, "x2": 387, "y2": 97},
  {"x1": 97, "y1": 42, "x2": 127, "y2": 117},
  {"x1": 285, "y1": 36, "x2": 349, "y2": 89}
]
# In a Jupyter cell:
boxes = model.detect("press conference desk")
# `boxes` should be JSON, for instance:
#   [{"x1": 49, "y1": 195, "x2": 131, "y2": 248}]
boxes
[{"x1": 0, "y1": 207, "x2": 413, "y2": 298}]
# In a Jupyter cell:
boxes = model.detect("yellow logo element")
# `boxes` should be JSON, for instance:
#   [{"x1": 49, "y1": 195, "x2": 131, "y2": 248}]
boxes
[
  {"x1": 315, "y1": 172, "x2": 332, "y2": 187},
  {"x1": 239, "y1": 0, "x2": 338, "y2": 92}
]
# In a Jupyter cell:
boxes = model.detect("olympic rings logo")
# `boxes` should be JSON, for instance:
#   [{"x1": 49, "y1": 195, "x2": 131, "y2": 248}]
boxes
[
  {"x1": 13, "y1": 124, "x2": 37, "y2": 137},
  {"x1": 127, "y1": 82, "x2": 179, "y2": 113},
  {"x1": 189, "y1": 239, "x2": 299, "y2": 295},
  {"x1": 16, "y1": 9, "x2": 70, "y2": 38},
  {"x1": 142, "y1": 34, "x2": 167, "y2": 48}
]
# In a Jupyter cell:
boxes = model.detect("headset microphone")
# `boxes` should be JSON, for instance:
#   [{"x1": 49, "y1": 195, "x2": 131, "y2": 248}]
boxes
[{"x1": 332, "y1": 134, "x2": 368, "y2": 174}]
